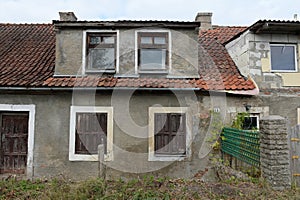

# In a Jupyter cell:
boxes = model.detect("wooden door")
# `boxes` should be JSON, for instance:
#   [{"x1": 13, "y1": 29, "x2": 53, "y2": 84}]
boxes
[{"x1": 0, "y1": 113, "x2": 28, "y2": 174}]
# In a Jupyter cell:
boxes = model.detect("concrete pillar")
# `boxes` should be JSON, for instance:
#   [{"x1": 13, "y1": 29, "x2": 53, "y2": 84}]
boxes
[
  {"x1": 98, "y1": 144, "x2": 106, "y2": 179},
  {"x1": 260, "y1": 115, "x2": 291, "y2": 190}
]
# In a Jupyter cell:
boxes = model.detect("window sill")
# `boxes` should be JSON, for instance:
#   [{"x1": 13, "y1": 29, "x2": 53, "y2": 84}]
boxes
[
  {"x1": 148, "y1": 154, "x2": 187, "y2": 161},
  {"x1": 271, "y1": 69, "x2": 298, "y2": 73},
  {"x1": 69, "y1": 154, "x2": 112, "y2": 162},
  {"x1": 86, "y1": 69, "x2": 116, "y2": 74},
  {"x1": 138, "y1": 70, "x2": 168, "y2": 75}
]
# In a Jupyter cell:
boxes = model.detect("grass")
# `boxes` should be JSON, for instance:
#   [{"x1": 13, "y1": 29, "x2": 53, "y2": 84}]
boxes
[{"x1": 0, "y1": 176, "x2": 299, "y2": 199}]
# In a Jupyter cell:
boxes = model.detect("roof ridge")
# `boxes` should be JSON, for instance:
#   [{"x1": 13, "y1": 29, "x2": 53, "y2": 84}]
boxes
[{"x1": 0, "y1": 23, "x2": 53, "y2": 26}]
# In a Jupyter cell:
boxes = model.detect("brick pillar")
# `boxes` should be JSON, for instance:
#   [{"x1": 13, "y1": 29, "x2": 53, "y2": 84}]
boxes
[{"x1": 260, "y1": 115, "x2": 291, "y2": 190}]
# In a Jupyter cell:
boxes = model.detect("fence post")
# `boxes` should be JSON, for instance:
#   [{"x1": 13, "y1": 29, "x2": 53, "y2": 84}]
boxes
[
  {"x1": 260, "y1": 115, "x2": 291, "y2": 190},
  {"x1": 98, "y1": 144, "x2": 106, "y2": 179}
]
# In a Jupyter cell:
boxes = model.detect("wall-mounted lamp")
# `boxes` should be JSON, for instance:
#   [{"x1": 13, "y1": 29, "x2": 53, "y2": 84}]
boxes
[{"x1": 244, "y1": 104, "x2": 251, "y2": 112}]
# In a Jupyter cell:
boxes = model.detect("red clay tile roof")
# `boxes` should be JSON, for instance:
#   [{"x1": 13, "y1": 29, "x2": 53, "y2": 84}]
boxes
[
  {"x1": 198, "y1": 26, "x2": 255, "y2": 91},
  {"x1": 0, "y1": 23, "x2": 256, "y2": 92},
  {"x1": 200, "y1": 26, "x2": 247, "y2": 44},
  {"x1": 0, "y1": 24, "x2": 55, "y2": 87}
]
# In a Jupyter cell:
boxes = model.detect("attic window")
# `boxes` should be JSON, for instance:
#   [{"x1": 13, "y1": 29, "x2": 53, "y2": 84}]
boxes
[
  {"x1": 86, "y1": 33, "x2": 116, "y2": 73},
  {"x1": 138, "y1": 32, "x2": 169, "y2": 73},
  {"x1": 270, "y1": 44, "x2": 297, "y2": 72}
]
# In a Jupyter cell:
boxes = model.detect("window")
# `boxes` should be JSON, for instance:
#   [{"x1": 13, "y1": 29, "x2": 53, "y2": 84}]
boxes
[
  {"x1": 69, "y1": 106, "x2": 113, "y2": 161},
  {"x1": 154, "y1": 113, "x2": 186, "y2": 155},
  {"x1": 242, "y1": 115, "x2": 259, "y2": 130},
  {"x1": 138, "y1": 32, "x2": 169, "y2": 72},
  {"x1": 148, "y1": 107, "x2": 190, "y2": 161},
  {"x1": 270, "y1": 44, "x2": 297, "y2": 72},
  {"x1": 86, "y1": 32, "x2": 117, "y2": 73},
  {"x1": 75, "y1": 113, "x2": 107, "y2": 155}
]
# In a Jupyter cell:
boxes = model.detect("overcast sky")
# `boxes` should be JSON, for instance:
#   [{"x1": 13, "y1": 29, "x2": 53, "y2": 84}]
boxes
[{"x1": 0, "y1": 0, "x2": 299, "y2": 26}]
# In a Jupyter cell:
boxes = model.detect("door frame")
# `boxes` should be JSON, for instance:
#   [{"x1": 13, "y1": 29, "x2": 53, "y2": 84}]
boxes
[{"x1": 0, "y1": 104, "x2": 35, "y2": 178}]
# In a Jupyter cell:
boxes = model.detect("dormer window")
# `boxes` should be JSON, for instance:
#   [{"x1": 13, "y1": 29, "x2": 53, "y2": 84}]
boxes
[
  {"x1": 86, "y1": 32, "x2": 117, "y2": 73},
  {"x1": 137, "y1": 32, "x2": 169, "y2": 73}
]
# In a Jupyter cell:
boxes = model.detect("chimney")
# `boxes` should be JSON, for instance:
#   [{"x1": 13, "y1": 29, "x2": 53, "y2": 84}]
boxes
[
  {"x1": 195, "y1": 12, "x2": 212, "y2": 31},
  {"x1": 59, "y1": 12, "x2": 77, "y2": 21}
]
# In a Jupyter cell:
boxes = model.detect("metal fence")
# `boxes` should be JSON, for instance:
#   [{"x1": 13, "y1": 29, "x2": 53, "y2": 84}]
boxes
[{"x1": 221, "y1": 127, "x2": 260, "y2": 168}]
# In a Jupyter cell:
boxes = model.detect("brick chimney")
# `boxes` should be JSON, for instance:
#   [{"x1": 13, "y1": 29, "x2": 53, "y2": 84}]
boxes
[
  {"x1": 195, "y1": 12, "x2": 212, "y2": 31},
  {"x1": 59, "y1": 12, "x2": 77, "y2": 21}
]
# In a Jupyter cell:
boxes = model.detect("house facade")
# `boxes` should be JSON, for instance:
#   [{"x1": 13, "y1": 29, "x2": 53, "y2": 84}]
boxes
[
  {"x1": 0, "y1": 12, "x2": 261, "y2": 180},
  {"x1": 226, "y1": 20, "x2": 300, "y2": 126}
]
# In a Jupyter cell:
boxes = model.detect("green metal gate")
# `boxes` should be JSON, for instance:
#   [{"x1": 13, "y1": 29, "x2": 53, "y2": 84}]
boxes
[{"x1": 221, "y1": 127, "x2": 260, "y2": 168}]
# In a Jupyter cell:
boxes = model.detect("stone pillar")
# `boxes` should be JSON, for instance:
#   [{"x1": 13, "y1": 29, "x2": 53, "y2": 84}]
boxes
[
  {"x1": 98, "y1": 145, "x2": 106, "y2": 179},
  {"x1": 260, "y1": 115, "x2": 291, "y2": 190}
]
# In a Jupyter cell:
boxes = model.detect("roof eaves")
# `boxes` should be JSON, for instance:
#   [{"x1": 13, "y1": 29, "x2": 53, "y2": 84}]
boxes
[{"x1": 249, "y1": 20, "x2": 300, "y2": 34}]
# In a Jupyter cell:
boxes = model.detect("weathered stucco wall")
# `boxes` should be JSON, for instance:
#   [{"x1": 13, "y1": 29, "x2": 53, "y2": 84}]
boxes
[
  {"x1": 55, "y1": 29, "x2": 84, "y2": 75},
  {"x1": 0, "y1": 91, "x2": 264, "y2": 180},
  {"x1": 55, "y1": 27, "x2": 199, "y2": 77}
]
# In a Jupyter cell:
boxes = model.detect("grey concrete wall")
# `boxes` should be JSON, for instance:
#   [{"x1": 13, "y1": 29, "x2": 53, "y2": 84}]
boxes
[
  {"x1": 226, "y1": 32, "x2": 300, "y2": 127},
  {"x1": 55, "y1": 27, "x2": 199, "y2": 77},
  {"x1": 226, "y1": 31, "x2": 300, "y2": 89},
  {"x1": 260, "y1": 115, "x2": 291, "y2": 190}
]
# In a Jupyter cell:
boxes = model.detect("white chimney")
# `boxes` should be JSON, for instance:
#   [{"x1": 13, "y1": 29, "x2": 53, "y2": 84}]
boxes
[
  {"x1": 195, "y1": 12, "x2": 213, "y2": 31},
  {"x1": 59, "y1": 12, "x2": 77, "y2": 21}
]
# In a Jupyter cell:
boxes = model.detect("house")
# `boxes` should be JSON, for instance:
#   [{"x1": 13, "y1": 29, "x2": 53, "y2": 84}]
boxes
[
  {"x1": 0, "y1": 12, "x2": 260, "y2": 180},
  {"x1": 225, "y1": 19, "x2": 300, "y2": 126}
]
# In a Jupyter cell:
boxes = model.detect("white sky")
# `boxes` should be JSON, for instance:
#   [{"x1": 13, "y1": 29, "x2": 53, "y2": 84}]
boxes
[{"x1": 0, "y1": 0, "x2": 299, "y2": 26}]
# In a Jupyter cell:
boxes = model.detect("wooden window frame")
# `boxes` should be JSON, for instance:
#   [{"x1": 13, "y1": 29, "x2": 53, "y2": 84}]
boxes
[
  {"x1": 270, "y1": 43, "x2": 298, "y2": 72},
  {"x1": 148, "y1": 107, "x2": 190, "y2": 161},
  {"x1": 137, "y1": 32, "x2": 169, "y2": 73},
  {"x1": 69, "y1": 106, "x2": 113, "y2": 162},
  {"x1": 85, "y1": 32, "x2": 117, "y2": 73}
]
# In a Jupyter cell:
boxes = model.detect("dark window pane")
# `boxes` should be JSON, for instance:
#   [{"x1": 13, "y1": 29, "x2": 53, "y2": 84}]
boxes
[
  {"x1": 243, "y1": 116, "x2": 258, "y2": 130},
  {"x1": 88, "y1": 48, "x2": 115, "y2": 70},
  {"x1": 271, "y1": 45, "x2": 296, "y2": 71},
  {"x1": 90, "y1": 36, "x2": 101, "y2": 45},
  {"x1": 140, "y1": 49, "x2": 166, "y2": 70}
]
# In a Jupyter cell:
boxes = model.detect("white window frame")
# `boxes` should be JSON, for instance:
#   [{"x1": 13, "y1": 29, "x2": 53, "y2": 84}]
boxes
[
  {"x1": 82, "y1": 30, "x2": 120, "y2": 74},
  {"x1": 0, "y1": 104, "x2": 35, "y2": 178},
  {"x1": 270, "y1": 44, "x2": 298, "y2": 72},
  {"x1": 69, "y1": 106, "x2": 113, "y2": 161},
  {"x1": 135, "y1": 30, "x2": 172, "y2": 74},
  {"x1": 243, "y1": 114, "x2": 260, "y2": 130},
  {"x1": 297, "y1": 108, "x2": 300, "y2": 125},
  {"x1": 148, "y1": 107, "x2": 191, "y2": 161}
]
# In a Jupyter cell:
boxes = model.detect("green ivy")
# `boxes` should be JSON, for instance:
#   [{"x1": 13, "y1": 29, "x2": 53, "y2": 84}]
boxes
[{"x1": 231, "y1": 112, "x2": 250, "y2": 130}]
